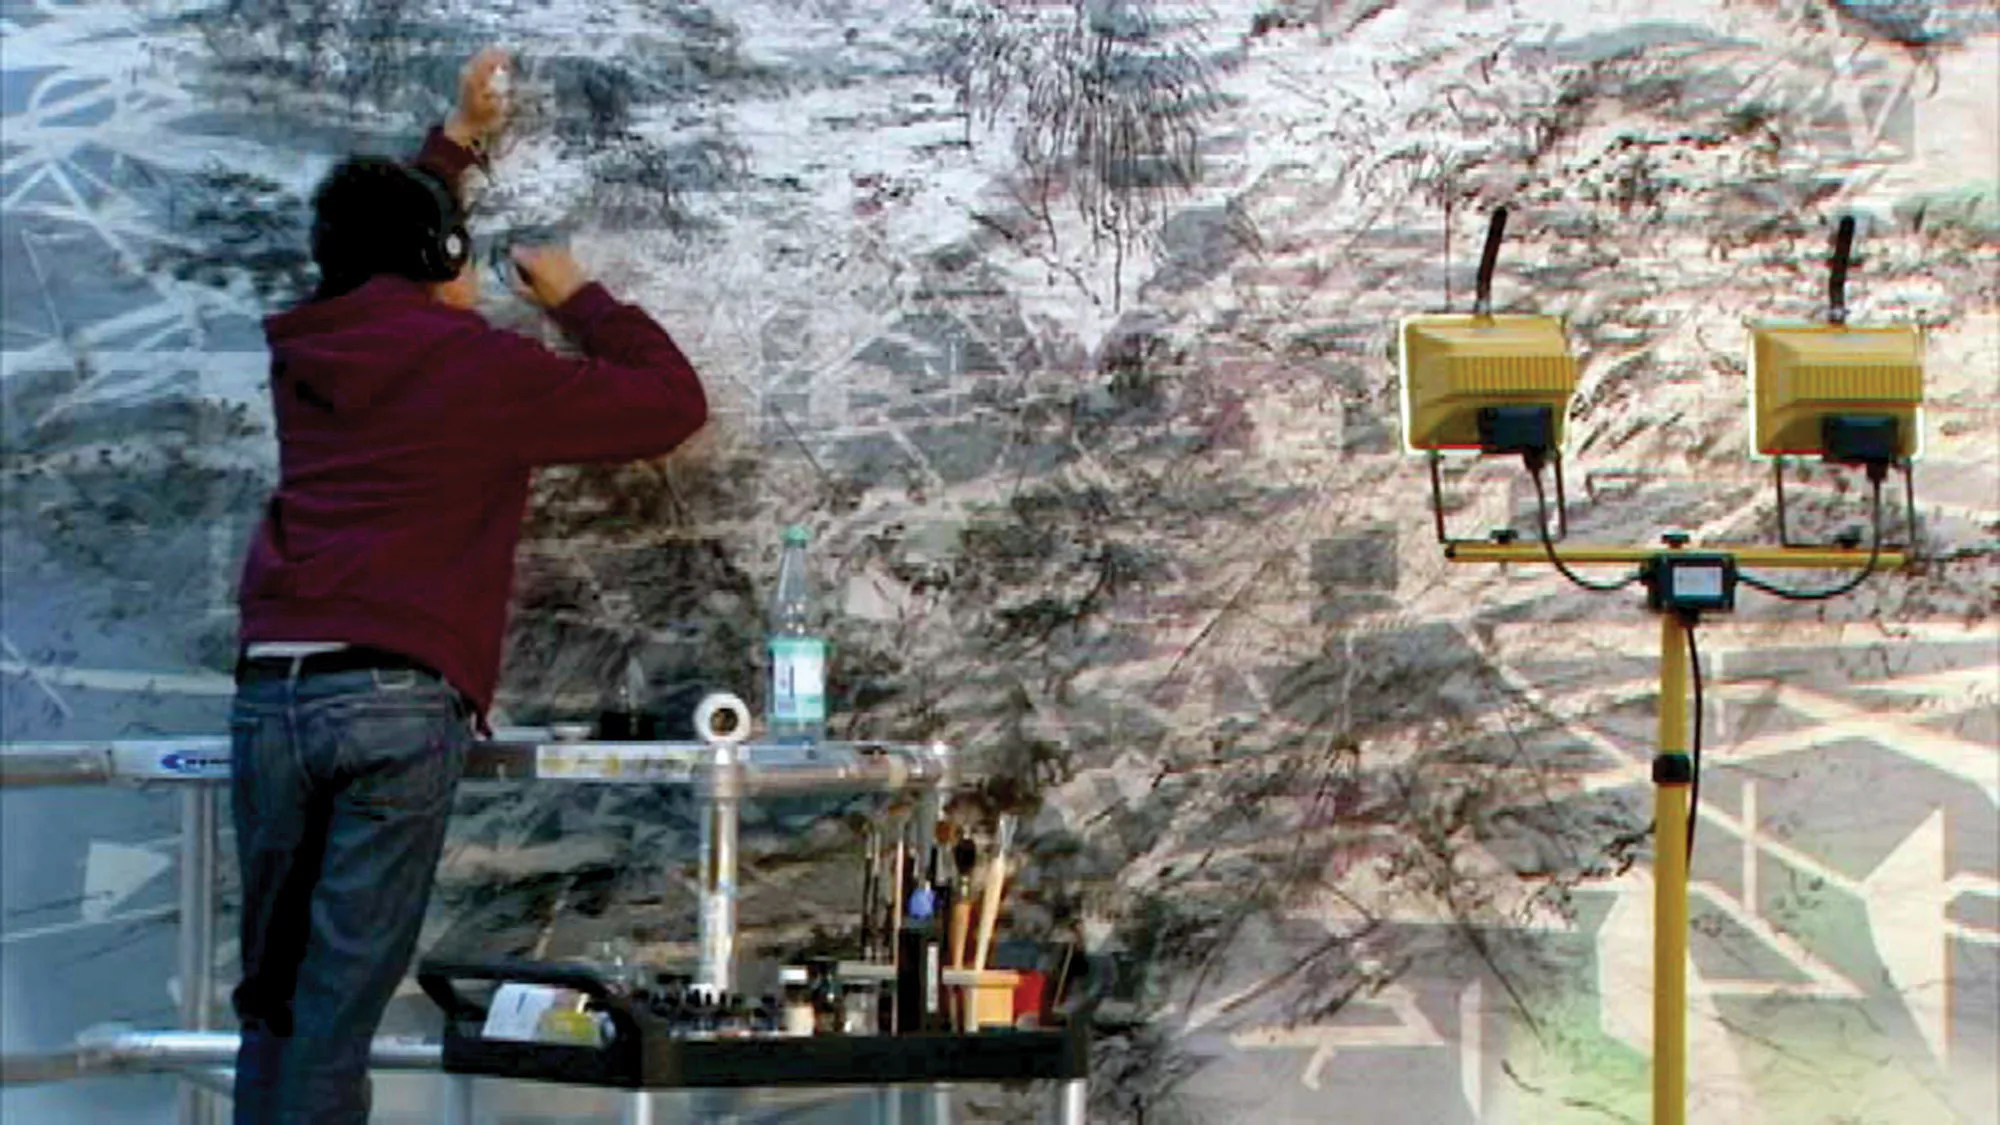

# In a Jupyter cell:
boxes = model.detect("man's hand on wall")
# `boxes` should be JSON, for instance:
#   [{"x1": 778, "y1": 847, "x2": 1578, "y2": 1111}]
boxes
[
  {"x1": 508, "y1": 245, "x2": 589, "y2": 310},
  {"x1": 445, "y1": 46, "x2": 512, "y2": 152}
]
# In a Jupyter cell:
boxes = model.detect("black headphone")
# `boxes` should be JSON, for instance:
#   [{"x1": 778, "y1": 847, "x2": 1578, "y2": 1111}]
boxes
[{"x1": 402, "y1": 165, "x2": 472, "y2": 283}]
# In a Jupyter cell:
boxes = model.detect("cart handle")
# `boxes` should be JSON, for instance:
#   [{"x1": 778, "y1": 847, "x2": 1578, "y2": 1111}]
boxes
[{"x1": 416, "y1": 956, "x2": 645, "y2": 1043}]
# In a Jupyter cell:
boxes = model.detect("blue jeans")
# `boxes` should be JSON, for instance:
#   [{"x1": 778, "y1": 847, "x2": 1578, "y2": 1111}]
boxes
[{"x1": 229, "y1": 665, "x2": 470, "y2": 1125}]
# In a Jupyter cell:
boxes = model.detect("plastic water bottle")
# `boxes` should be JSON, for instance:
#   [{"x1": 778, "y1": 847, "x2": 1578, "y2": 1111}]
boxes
[{"x1": 766, "y1": 525, "x2": 827, "y2": 745}]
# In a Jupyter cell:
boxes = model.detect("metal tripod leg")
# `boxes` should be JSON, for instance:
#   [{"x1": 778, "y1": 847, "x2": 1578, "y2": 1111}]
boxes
[
  {"x1": 622, "y1": 1091, "x2": 658, "y2": 1125},
  {"x1": 697, "y1": 743, "x2": 742, "y2": 996},
  {"x1": 443, "y1": 1074, "x2": 475, "y2": 1125},
  {"x1": 1057, "y1": 1078, "x2": 1087, "y2": 1125}
]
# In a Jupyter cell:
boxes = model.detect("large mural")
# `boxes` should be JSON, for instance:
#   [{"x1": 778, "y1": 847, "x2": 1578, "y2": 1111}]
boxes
[{"x1": 2, "y1": 1, "x2": 1995, "y2": 1122}]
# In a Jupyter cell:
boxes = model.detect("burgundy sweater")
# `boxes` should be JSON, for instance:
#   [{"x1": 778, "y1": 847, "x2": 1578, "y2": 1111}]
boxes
[{"x1": 237, "y1": 127, "x2": 707, "y2": 715}]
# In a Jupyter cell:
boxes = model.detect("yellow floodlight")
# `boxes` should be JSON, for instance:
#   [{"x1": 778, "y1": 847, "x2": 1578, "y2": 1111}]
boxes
[
  {"x1": 1400, "y1": 313, "x2": 1578, "y2": 454},
  {"x1": 1398, "y1": 208, "x2": 1579, "y2": 459},
  {"x1": 1748, "y1": 217, "x2": 1924, "y2": 548},
  {"x1": 1400, "y1": 208, "x2": 1582, "y2": 545},
  {"x1": 1749, "y1": 323, "x2": 1924, "y2": 460},
  {"x1": 1748, "y1": 217, "x2": 1925, "y2": 464}
]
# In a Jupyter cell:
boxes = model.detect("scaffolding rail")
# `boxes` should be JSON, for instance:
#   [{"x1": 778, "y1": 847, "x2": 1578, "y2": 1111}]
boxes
[{"x1": 0, "y1": 734, "x2": 1091, "y2": 1125}]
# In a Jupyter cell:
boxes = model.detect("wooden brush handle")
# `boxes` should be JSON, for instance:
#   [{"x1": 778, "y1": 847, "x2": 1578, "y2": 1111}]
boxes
[
  {"x1": 949, "y1": 900, "x2": 972, "y2": 967},
  {"x1": 890, "y1": 842, "x2": 906, "y2": 939},
  {"x1": 971, "y1": 855, "x2": 1007, "y2": 972}
]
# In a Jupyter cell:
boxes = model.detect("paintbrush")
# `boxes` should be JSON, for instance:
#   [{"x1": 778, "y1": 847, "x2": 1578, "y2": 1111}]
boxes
[
  {"x1": 861, "y1": 823, "x2": 880, "y2": 960},
  {"x1": 970, "y1": 813, "x2": 1017, "y2": 975},
  {"x1": 949, "y1": 835, "x2": 977, "y2": 968},
  {"x1": 890, "y1": 834, "x2": 906, "y2": 955},
  {"x1": 949, "y1": 833, "x2": 978, "y2": 1030}
]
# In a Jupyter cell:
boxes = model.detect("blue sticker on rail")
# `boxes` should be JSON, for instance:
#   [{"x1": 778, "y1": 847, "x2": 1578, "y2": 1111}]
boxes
[{"x1": 159, "y1": 750, "x2": 232, "y2": 778}]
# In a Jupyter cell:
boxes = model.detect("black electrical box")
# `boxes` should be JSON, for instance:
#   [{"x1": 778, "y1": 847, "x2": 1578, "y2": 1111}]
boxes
[
  {"x1": 1644, "y1": 553, "x2": 1737, "y2": 614},
  {"x1": 1820, "y1": 414, "x2": 1899, "y2": 467},
  {"x1": 1476, "y1": 405, "x2": 1556, "y2": 459}
]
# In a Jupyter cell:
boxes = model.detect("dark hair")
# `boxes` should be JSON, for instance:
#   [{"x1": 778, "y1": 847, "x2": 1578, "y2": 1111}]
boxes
[{"x1": 308, "y1": 156, "x2": 465, "y2": 301}]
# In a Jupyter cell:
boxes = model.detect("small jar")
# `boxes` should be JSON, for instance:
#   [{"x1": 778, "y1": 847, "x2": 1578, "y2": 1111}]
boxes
[
  {"x1": 715, "y1": 992, "x2": 750, "y2": 1038},
  {"x1": 589, "y1": 1004, "x2": 619, "y2": 1046},
  {"x1": 810, "y1": 960, "x2": 843, "y2": 1035},
  {"x1": 841, "y1": 981, "x2": 877, "y2": 1036},
  {"x1": 779, "y1": 966, "x2": 815, "y2": 1037},
  {"x1": 690, "y1": 994, "x2": 718, "y2": 1038},
  {"x1": 586, "y1": 937, "x2": 647, "y2": 994}
]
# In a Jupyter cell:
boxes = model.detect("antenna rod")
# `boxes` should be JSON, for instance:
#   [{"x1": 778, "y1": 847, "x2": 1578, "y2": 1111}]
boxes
[
  {"x1": 1474, "y1": 207, "x2": 1509, "y2": 318},
  {"x1": 1828, "y1": 215, "x2": 1856, "y2": 326}
]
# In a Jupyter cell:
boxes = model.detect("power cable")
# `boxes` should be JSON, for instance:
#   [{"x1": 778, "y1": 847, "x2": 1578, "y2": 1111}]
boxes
[
  {"x1": 1682, "y1": 614, "x2": 1702, "y2": 861},
  {"x1": 1739, "y1": 469, "x2": 1887, "y2": 601},
  {"x1": 1530, "y1": 462, "x2": 1643, "y2": 594}
]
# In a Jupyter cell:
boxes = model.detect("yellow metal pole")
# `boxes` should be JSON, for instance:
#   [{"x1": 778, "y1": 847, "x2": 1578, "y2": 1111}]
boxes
[
  {"x1": 1434, "y1": 532, "x2": 1886, "y2": 1124},
  {"x1": 1445, "y1": 542, "x2": 1905, "y2": 570},
  {"x1": 1654, "y1": 612, "x2": 1691, "y2": 1125}
]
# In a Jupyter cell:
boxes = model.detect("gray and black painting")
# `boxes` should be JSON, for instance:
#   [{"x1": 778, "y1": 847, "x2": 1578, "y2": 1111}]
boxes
[{"x1": 2, "y1": 0, "x2": 1996, "y2": 1121}]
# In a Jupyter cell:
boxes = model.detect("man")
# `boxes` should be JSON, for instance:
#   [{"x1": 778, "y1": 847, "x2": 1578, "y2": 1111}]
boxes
[{"x1": 227, "y1": 48, "x2": 708, "y2": 1123}]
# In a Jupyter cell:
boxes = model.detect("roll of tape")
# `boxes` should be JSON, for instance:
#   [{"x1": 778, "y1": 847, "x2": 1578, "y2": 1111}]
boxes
[{"x1": 694, "y1": 692, "x2": 752, "y2": 745}]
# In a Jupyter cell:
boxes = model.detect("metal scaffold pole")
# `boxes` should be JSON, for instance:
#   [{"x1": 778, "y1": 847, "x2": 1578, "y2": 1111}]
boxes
[{"x1": 177, "y1": 785, "x2": 221, "y2": 1125}]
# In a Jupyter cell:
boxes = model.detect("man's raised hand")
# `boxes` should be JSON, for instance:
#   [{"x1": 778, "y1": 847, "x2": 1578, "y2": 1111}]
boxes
[{"x1": 445, "y1": 47, "x2": 512, "y2": 150}]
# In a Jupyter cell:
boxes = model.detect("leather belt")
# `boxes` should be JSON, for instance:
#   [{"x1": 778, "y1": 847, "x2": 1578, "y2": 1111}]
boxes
[{"x1": 235, "y1": 645, "x2": 441, "y2": 685}]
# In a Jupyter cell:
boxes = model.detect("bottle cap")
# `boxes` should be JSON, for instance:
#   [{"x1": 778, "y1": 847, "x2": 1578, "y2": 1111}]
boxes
[{"x1": 783, "y1": 524, "x2": 810, "y2": 546}]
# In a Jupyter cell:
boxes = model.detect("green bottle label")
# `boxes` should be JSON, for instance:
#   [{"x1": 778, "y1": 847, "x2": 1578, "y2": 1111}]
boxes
[{"x1": 769, "y1": 637, "x2": 827, "y2": 723}]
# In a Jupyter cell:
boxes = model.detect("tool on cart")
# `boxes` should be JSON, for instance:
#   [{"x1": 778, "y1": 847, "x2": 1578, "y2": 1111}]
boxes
[
  {"x1": 971, "y1": 814, "x2": 1018, "y2": 975},
  {"x1": 778, "y1": 966, "x2": 814, "y2": 1037},
  {"x1": 947, "y1": 832, "x2": 977, "y2": 1026},
  {"x1": 860, "y1": 823, "x2": 882, "y2": 960},
  {"x1": 896, "y1": 842, "x2": 946, "y2": 1033},
  {"x1": 887, "y1": 830, "x2": 907, "y2": 1025},
  {"x1": 950, "y1": 835, "x2": 978, "y2": 967},
  {"x1": 599, "y1": 655, "x2": 651, "y2": 740}
]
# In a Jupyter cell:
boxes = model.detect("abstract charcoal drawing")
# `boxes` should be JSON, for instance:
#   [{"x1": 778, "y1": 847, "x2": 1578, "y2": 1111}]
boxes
[{"x1": 1, "y1": 1, "x2": 1996, "y2": 1123}]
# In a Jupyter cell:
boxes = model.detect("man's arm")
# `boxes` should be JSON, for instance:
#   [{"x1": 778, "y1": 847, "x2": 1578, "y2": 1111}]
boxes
[
  {"x1": 416, "y1": 49, "x2": 707, "y2": 465},
  {"x1": 412, "y1": 47, "x2": 509, "y2": 203},
  {"x1": 462, "y1": 281, "x2": 710, "y2": 466},
  {"x1": 413, "y1": 126, "x2": 483, "y2": 203}
]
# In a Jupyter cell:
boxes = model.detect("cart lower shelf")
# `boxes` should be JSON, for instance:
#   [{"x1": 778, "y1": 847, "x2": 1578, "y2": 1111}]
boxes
[
  {"x1": 419, "y1": 957, "x2": 1088, "y2": 1091},
  {"x1": 439, "y1": 1024, "x2": 1089, "y2": 1090}
]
